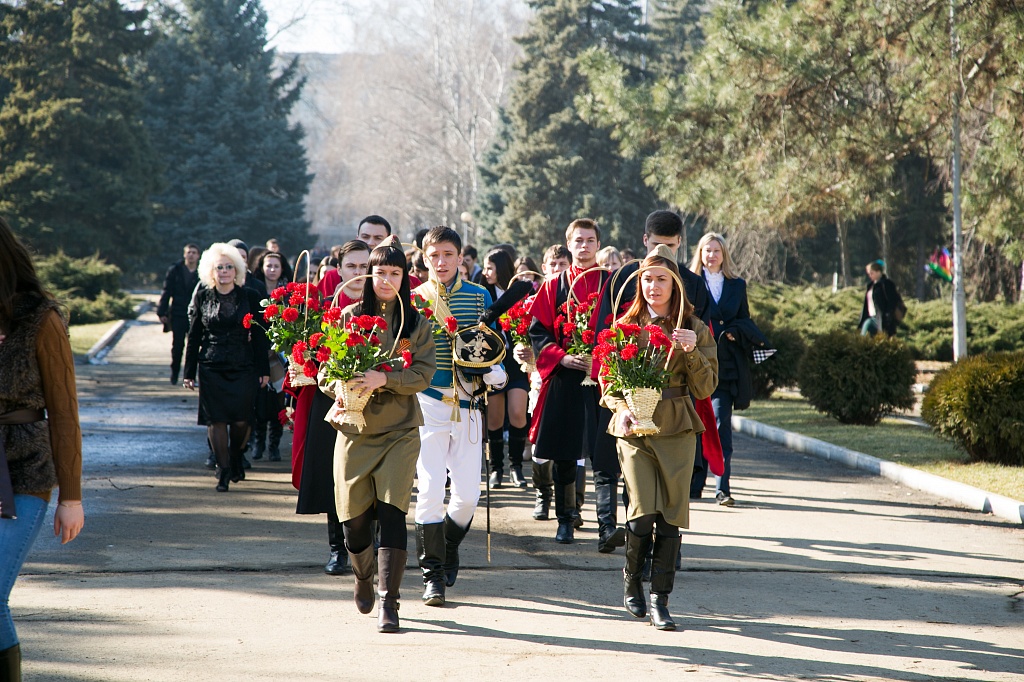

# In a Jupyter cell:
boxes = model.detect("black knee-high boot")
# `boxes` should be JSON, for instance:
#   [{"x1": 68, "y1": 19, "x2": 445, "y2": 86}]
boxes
[
  {"x1": 416, "y1": 522, "x2": 446, "y2": 606},
  {"x1": 532, "y1": 460, "x2": 553, "y2": 520},
  {"x1": 553, "y1": 463, "x2": 577, "y2": 543},
  {"x1": 650, "y1": 533, "x2": 681, "y2": 630},
  {"x1": 623, "y1": 529, "x2": 653, "y2": 618},
  {"x1": 268, "y1": 419, "x2": 283, "y2": 461},
  {"x1": 596, "y1": 479, "x2": 626, "y2": 554},
  {"x1": 252, "y1": 420, "x2": 266, "y2": 459},
  {"x1": 325, "y1": 513, "x2": 349, "y2": 575},
  {"x1": 574, "y1": 464, "x2": 586, "y2": 529},
  {"x1": 487, "y1": 428, "x2": 505, "y2": 488},
  {"x1": 508, "y1": 425, "x2": 528, "y2": 488},
  {"x1": 443, "y1": 515, "x2": 471, "y2": 587}
]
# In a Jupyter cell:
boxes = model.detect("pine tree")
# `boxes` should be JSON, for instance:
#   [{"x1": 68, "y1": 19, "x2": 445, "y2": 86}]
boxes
[
  {"x1": 647, "y1": 0, "x2": 706, "y2": 78},
  {"x1": 476, "y1": 0, "x2": 661, "y2": 256},
  {"x1": 141, "y1": 0, "x2": 311, "y2": 265},
  {"x1": 0, "y1": 0, "x2": 159, "y2": 269}
]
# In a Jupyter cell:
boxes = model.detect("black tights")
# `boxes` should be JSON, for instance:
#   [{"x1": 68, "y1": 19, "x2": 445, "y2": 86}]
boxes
[
  {"x1": 208, "y1": 421, "x2": 249, "y2": 469},
  {"x1": 343, "y1": 503, "x2": 407, "y2": 553},
  {"x1": 553, "y1": 459, "x2": 578, "y2": 485},
  {"x1": 627, "y1": 513, "x2": 678, "y2": 538}
]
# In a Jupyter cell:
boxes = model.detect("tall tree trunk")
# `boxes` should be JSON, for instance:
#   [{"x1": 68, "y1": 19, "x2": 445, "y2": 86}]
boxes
[
  {"x1": 915, "y1": 237, "x2": 927, "y2": 300},
  {"x1": 878, "y1": 213, "x2": 891, "y2": 272}
]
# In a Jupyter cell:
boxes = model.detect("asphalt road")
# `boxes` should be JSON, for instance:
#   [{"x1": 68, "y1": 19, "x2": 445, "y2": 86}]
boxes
[{"x1": 14, "y1": 308, "x2": 1024, "y2": 682}]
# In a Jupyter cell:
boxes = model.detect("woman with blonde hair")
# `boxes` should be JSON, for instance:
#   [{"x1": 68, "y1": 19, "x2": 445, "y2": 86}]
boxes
[
  {"x1": 183, "y1": 243, "x2": 270, "y2": 492},
  {"x1": 596, "y1": 245, "x2": 623, "y2": 272},
  {"x1": 601, "y1": 245, "x2": 718, "y2": 630},
  {"x1": 688, "y1": 232, "x2": 750, "y2": 506}
]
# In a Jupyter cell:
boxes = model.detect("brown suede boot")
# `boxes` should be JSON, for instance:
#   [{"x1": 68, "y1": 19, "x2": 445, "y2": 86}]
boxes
[
  {"x1": 377, "y1": 548, "x2": 407, "y2": 633},
  {"x1": 348, "y1": 545, "x2": 376, "y2": 614}
]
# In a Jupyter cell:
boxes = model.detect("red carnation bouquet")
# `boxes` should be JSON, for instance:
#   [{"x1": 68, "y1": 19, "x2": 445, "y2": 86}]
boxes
[
  {"x1": 251, "y1": 282, "x2": 324, "y2": 386},
  {"x1": 593, "y1": 322, "x2": 673, "y2": 435},
  {"x1": 412, "y1": 292, "x2": 458, "y2": 337},
  {"x1": 500, "y1": 295, "x2": 535, "y2": 373},
  {"x1": 557, "y1": 291, "x2": 599, "y2": 385},
  {"x1": 318, "y1": 312, "x2": 411, "y2": 429}
]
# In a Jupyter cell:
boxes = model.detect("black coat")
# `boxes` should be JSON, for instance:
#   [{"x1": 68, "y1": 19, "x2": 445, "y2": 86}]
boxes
[
  {"x1": 716, "y1": 318, "x2": 768, "y2": 410},
  {"x1": 183, "y1": 285, "x2": 271, "y2": 381},
  {"x1": 595, "y1": 260, "x2": 711, "y2": 334},
  {"x1": 157, "y1": 261, "x2": 200, "y2": 321},
  {"x1": 858, "y1": 276, "x2": 901, "y2": 336},
  {"x1": 703, "y1": 275, "x2": 749, "y2": 341}
]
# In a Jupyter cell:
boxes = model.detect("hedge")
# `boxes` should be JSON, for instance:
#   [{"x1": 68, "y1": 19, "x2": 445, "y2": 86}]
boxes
[
  {"x1": 921, "y1": 352, "x2": 1024, "y2": 466},
  {"x1": 36, "y1": 251, "x2": 137, "y2": 325},
  {"x1": 750, "y1": 315, "x2": 806, "y2": 399}
]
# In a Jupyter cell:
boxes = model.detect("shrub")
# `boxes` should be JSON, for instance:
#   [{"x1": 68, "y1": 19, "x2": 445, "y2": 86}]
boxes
[
  {"x1": 35, "y1": 251, "x2": 136, "y2": 324},
  {"x1": 921, "y1": 352, "x2": 1024, "y2": 466},
  {"x1": 750, "y1": 316, "x2": 807, "y2": 399},
  {"x1": 797, "y1": 330, "x2": 916, "y2": 425}
]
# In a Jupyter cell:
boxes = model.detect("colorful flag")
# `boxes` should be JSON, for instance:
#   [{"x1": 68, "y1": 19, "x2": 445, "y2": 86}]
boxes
[{"x1": 926, "y1": 248, "x2": 953, "y2": 282}]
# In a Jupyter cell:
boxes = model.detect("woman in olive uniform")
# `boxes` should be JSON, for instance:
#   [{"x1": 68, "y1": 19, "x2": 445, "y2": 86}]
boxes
[
  {"x1": 318, "y1": 237, "x2": 435, "y2": 633},
  {"x1": 600, "y1": 246, "x2": 718, "y2": 631}
]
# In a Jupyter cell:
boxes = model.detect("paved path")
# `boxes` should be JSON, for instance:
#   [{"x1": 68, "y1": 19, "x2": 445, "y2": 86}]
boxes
[{"x1": 14, "y1": 308, "x2": 1024, "y2": 681}]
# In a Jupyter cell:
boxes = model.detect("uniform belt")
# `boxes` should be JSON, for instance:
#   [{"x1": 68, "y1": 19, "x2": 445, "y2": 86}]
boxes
[
  {"x1": 661, "y1": 386, "x2": 688, "y2": 401},
  {"x1": 422, "y1": 387, "x2": 476, "y2": 410},
  {"x1": 0, "y1": 409, "x2": 45, "y2": 426}
]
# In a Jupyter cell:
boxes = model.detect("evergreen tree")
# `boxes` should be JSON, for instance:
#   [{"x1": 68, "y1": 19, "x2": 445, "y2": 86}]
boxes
[
  {"x1": 647, "y1": 0, "x2": 706, "y2": 78},
  {"x1": 141, "y1": 0, "x2": 311, "y2": 266},
  {"x1": 476, "y1": 0, "x2": 661, "y2": 256},
  {"x1": 0, "y1": 0, "x2": 158, "y2": 269}
]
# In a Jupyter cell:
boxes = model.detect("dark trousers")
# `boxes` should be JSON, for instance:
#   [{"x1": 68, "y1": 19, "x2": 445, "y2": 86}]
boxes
[
  {"x1": 170, "y1": 316, "x2": 188, "y2": 381},
  {"x1": 711, "y1": 386, "x2": 734, "y2": 496}
]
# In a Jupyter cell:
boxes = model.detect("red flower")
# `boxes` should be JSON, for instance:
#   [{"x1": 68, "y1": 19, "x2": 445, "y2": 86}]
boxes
[
  {"x1": 593, "y1": 342, "x2": 615, "y2": 361},
  {"x1": 499, "y1": 317, "x2": 512, "y2": 331},
  {"x1": 444, "y1": 316, "x2": 458, "y2": 334},
  {"x1": 619, "y1": 323, "x2": 642, "y2": 337},
  {"x1": 423, "y1": 307, "x2": 434, "y2": 318},
  {"x1": 271, "y1": 287, "x2": 288, "y2": 301},
  {"x1": 346, "y1": 333, "x2": 366, "y2": 347},
  {"x1": 281, "y1": 307, "x2": 300, "y2": 323},
  {"x1": 380, "y1": 363, "x2": 393, "y2": 372},
  {"x1": 309, "y1": 332, "x2": 325, "y2": 347},
  {"x1": 263, "y1": 304, "x2": 280, "y2": 321},
  {"x1": 597, "y1": 328, "x2": 616, "y2": 344},
  {"x1": 278, "y1": 409, "x2": 290, "y2": 425},
  {"x1": 581, "y1": 329, "x2": 595, "y2": 344},
  {"x1": 303, "y1": 360, "x2": 318, "y2": 377},
  {"x1": 373, "y1": 316, "x2": 387, "y2": 330},
  {"x1": 561, "y1": 322, "x2": 575, "y2": 337},
  {"x1": 306, "y1": 297, "x2": 320, "y2": 312},
  {"x1": 242, "y1": 313, "x2": 253, "y2": 329},
  {"x1": 322, "y1": 307, "x2": 342, "y2": 325},
  {"x1": 315, "y1": 346, "x2": 331, "y2": 363},
  {"x1": 554, "y1": 314, "x2": 565, "y2": 330},
  {"x1": 648, "y1": 329, "x2": 671, "y2": 349},
  {"x1": 515, "y1": 320, "x2": 529, "y2": 335},
  {"x1": 355, "y1": 315, "x2": 375, "y2": 331},
  {"x1": 289, "y1": 292, "x2": 304, "y2": 306},
  {"x1": 401, "y1": 350, "x2": 413, "y2": 369},
  {"x1": 287, "y1": 282, "x2": 300, "y2": 293},
  {"x1": 644, "y1": 324, "x2": 664, "y2": 336},
  {"x1": 620, "y1": 343, "x2": 639, "y2": 361},
  {"x1": 369, "y1": 335, "x2": 381, "y2": 345},
  {"x1": 292, "y1": 341, "x2": 308, "y2": 364},
  {"x1": 604, "y1": 314, "x2": 614, "y2": 325}
]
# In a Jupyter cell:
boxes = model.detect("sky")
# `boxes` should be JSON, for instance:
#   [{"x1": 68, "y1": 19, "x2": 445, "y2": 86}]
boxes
[{"x1": 261, "y1": 0, "x2": 362, "y2": 54}]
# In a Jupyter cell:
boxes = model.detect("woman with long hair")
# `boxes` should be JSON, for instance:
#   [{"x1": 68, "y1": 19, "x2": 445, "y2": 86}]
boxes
[
  {"x1": 183, "y1": 243, "x2": 271, "y2": 492},
  {"x1": 292, "y1": 239, "x2": 371, "y2": 577},
  {"x1": 250, "y1": 251, "x2": 289, "y2": 462},
  {"x1": 0, "y1": 218, "x2": 85, "y2": 678},
  {"x1": 688, "y1": 232, "x2": 749, "y2": 506},
  {"x1": 602, "y1": 246, "x2": 718, "y2": 630},
  {"x1": 481, "y1": 248, "x2": 531, "y2": 489},
  {"x1": 318, "y1": 237, "x2": 435, "y2": 633}
]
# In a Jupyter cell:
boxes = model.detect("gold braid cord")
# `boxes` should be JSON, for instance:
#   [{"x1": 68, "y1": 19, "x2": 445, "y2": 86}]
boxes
[{"x1": 424, "y1": 281, "x2": 462, "y2": 420}]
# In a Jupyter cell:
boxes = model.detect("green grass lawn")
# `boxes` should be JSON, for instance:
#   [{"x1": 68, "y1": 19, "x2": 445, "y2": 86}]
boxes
[
  {"x1": 741, "y1": 396, "x2": 1024, "y2": 501},
  {"x1": 69, "y1": 320, "x2": 120, "y2": 357}
]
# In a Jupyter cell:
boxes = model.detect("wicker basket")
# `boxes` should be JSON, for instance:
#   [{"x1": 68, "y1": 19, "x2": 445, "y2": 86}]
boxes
[
  {"x1": 324, "y1": 379, "x2": 374, "y2": 429},
  {"x1": 624, "y1": 387, "x2": 661, "y2": 435},
  {"x1": 288, "y1": 357, "x2": 316, "y2": 386}
]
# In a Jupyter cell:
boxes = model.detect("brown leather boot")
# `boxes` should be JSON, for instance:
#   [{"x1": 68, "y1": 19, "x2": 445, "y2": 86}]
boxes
[
  {"x1": 377, "y1": 548, "x2": 407, "y2": 633},
  {"x1": 348, "y1": 545, "x2": 376, "y2": 614}
]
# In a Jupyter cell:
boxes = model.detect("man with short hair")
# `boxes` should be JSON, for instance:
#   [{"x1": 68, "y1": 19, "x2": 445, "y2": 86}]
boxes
[
  {"x1": 541, "y1": 244, "x2": 571, "y2": 279},
  {"x1": 461, "y1": 245, "x2": 482, "y2": 283},
  {"x1": 357, "y1": 215, "x2": 391, "y2": 248},
  {"x1": 266, "y1": 238, "x2": 281, "y2": 253},
  {"x1": 529, "y1": 219, "x2": 610, "y2": 545},
  {"x1": 157, "y1": 243, "x2": 200, "y2": 385},
  {"x1": 413, "y1": 226, "x2": 506, "y2": 607}
]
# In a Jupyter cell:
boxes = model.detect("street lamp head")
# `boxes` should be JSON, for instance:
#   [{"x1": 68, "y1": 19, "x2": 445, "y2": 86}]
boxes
[{"x1": 460, "y1": 211, "x2": 473, "y2": 224}]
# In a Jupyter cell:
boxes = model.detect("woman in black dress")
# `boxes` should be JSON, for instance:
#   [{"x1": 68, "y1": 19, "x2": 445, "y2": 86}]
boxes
[
  {"x1": 481, "y1": 248, "x2": 531, "y2": 489},
  {"x1": 183, "y1": 243, "x2": 270, "y2": 492}
]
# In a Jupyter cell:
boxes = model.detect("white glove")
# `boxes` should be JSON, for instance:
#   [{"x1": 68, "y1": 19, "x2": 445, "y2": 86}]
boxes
[{"x1": 482, "y1": 364, "x2": 508, "y2": 388}]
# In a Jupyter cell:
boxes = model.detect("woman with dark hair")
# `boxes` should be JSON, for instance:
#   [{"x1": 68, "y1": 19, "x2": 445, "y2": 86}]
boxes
[
  {"x1": 858, "y1": 260, "x2": 903, "y2": 337},
  {"x1": 254, "y1": 251, "x2": 287, "y2": 294},
  {"x1": 514, "y1": 256, "x2": 542, "y2": 289},
  {"x1": 292, "y1": 239, "x2": 370, "y2": 576},
  {"x1": 183, "y1": 244, "x2": 271, "y2": 492},
  {"x1": 250, "y1": 251, "x2": 288, "y2": 461},
  {"x1": 481, "y1": 248, "x2": 531, "y2": 489},
  {"x1": 601, "y1": 246, "x2": 717, "y2": 630},
  {"x1": 0, "y1": 218, "x2": 85, "y2": 678},
  {"x1": 318, "y1": 237, "x2": 435, "y2": 633}
]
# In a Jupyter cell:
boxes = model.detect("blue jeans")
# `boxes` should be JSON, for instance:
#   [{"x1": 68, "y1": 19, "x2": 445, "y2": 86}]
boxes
[
  {"x1": 711, "y1": 386, "x2": 734, "y2": 497},
  {"x1": 0, "y1": 494, "x2": 48, "y2": 649}
]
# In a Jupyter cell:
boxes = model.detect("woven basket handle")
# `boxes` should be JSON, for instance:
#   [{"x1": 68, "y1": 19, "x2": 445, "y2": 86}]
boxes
[
  {"x1": 331, "y1": 273, "x2": 405, "y2": 358},
  {"x1": 610, "y1": 264, "x2": 687, "y2": 367}
]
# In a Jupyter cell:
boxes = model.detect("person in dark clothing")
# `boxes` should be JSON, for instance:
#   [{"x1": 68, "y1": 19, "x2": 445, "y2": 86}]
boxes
[
  {"x1": 157, "y1": 244, "x2": 200, "y2": 385},
  {"x1": 591, "y1": 210, "x2": 711, "y2": 553},
  {"x1": 858, "y1": 261, "x2": 903, "y2": 337},
  {"x1": 227, "y1": 239, "x2": 269, "y2": 300},
  {"x1": 688, "y1": 232, "x2": 749, "y2": 506}
]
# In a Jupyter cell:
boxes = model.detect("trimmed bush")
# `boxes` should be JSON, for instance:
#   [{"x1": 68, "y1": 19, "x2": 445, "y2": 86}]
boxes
[
  {"x1": 797, "y1": 330, "x2": 916, "y2": 425},
  {"x1": 35, "y1": 251, "x2": 136, "y2": 324},
  {"x1": 921, "y1": 352, "x2": 1024, "y2": 466},
  {"x1": 751, "y1": 316, "x2": 806, "y2": 399}
]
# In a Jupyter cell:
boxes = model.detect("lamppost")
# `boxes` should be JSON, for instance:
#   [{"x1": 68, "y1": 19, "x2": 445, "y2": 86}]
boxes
[
  {"x1": 949, "y1": 0, "x2": 967, "y2": 360},
  {"x1": 460, "y1": 211, "x2": 474, "y2": 247}
]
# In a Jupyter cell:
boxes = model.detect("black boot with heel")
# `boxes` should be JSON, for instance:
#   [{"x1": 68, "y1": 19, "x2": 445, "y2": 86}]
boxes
[{"x1": 649, "y1": 533, "x2": 681, "y2": 630}]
